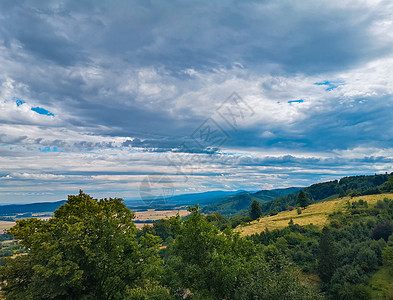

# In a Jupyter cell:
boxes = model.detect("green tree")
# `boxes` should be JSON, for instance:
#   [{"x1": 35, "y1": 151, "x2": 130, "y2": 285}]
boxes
[
  {"x1": 318, "y1": 227, "x2": 338, "y2": 283},
  {"x1": 380, "y1": 174, "x2": 393, "y2": 192},
  {"x1": 372, "y1": 222, "x2": 393, "y2": 242},
  {"x1": 382, "y1": 246, "x2": 393, "y2": 275},
  {"x1": 166, "y1": 205, "x2": 322, "y2": 299},
  {"x1": 249, "y1": 200, "x2": 263, "y2": 220},
  {"x1": 339, "y1": 187, "x2": 346, "y2": 198},
  {"x1": 297, "y1": 190, "x2": 309, "y2": 209},
  {"x1": 0, "y1": 191, "x2": 169, "y2": 300}
]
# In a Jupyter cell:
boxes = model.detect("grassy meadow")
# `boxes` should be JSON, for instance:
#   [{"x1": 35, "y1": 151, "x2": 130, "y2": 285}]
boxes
[{"x1": 237, "y1": 193, "x2": 393, "y2": 236}]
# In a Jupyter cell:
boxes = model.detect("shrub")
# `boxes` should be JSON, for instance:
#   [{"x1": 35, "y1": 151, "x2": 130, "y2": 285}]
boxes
[{"x1": 372, "y1": 222, "x2": 393, "y2": 242}]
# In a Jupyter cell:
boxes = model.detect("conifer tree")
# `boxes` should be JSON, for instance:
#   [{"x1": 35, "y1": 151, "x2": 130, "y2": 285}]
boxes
[
  {"x1": 297, "y1": 190, "x2": 309, "y2": 208},
  {"x1": 318, "y1": 227, "x2": 338, "y2": 283},
  {"x1": 249, "y1": 200, "x2": 263, "y2": 220}
]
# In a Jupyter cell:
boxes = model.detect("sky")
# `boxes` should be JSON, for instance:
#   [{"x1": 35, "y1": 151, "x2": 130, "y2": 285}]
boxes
[{"x1": 1, "y1": 0, "x2": 393, "y2": 204}]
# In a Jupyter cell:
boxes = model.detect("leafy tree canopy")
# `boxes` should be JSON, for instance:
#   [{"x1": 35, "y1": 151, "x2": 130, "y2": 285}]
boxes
[{"x1": 0, "y1": 191, "x2": 169, "y2": 300}]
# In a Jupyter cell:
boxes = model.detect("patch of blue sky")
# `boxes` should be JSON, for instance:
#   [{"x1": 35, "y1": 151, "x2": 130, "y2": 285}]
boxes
[
  {"x1": 288, "y1": 99, "x2": 304, "y2": 104},
  {"x1": 38, "y1": 147, "x2": 62, "y2": 153},
  {"x1": 14, "y1": 98, "x2": 26, "y2": 107},
  {"x1": 314, "y1": 80, "x2": 344, "y2": 91},
  {"x1": 31, "y1": 106, "x2": 55, "y2": 117}
]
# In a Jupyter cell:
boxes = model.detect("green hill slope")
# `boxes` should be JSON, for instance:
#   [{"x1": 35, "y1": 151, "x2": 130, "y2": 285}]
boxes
[
  {"x1": 238, "y1": 193, "x2": 393, "y2": 235},
  {"x1": 260, "y1": 173, "x2": 391, "y2": 215},
  {"x1": 202, "y1": 187, "x2": 303, "y2": 216},
  {"x1": 202, "y1": 173, "x2": 392, "y2": 218}
]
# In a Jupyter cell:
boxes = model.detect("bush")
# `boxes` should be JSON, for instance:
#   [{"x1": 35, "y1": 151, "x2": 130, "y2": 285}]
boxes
[
  {"x1": 287, "y1": 205, "x2": 295, "y2": 211},
  {"x1": 297, "y1": 208, "x2": 302, "y2": 215},
  {"x1": 269, "y1": 210, "x2": 278, "y2": 216},
  {"x1": 372, "y1": 222, "x2": 393, "y2": 242},
  {"x1": 334, "y1": 283, "x2": 371, "y2": 300}
]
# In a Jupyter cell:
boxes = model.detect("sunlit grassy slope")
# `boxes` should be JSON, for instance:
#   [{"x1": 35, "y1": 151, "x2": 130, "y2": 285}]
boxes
[{"x1": 237, "y1": 193, "x2": 393, "y2": 236}]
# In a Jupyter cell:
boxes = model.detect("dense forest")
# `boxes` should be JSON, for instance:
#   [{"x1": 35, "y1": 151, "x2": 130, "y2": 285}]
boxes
[{"x1": 202, "y1": 187, "x2": 302, "y2": 216}]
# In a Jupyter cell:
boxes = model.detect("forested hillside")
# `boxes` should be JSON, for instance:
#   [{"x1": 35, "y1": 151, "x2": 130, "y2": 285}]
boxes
[
  {"x1": 201, "y1": 174, "x2": 391, "y2": 218},
  {"x1": 246, "y1": 194, "x2": 393, "y2": 299},
  {"x1": 259, "y1": 173, "x2": 391, "y2": 216},
  {"x1": 202, "y1": 187, "x2": 303, "y2": 216}
]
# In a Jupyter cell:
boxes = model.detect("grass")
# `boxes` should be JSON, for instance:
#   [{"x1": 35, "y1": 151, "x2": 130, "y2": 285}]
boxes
[
  {"x1": 369, "y1": 266, "x2": 393, "y2": 299},
  {"x1": 237, "y1": 193, "x2": 393, "y2": 236}
]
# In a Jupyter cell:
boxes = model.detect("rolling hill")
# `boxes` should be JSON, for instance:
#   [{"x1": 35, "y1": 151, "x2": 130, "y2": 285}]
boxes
[
  {"x1": 259, "y1": 173, "x2": 391, "y2": 215},
  {"x1": 201, "y1": 173, "x2": 392, "y2": 218},
  {"x1": 237, "y1": 193, "x2": 393, "y2": 235},
  {"x1": 0, "y1": 200, "x2": 66, "y2": 215},
  {"x1": 202, "y1": 187, "x2": 303, "y2": 216}
]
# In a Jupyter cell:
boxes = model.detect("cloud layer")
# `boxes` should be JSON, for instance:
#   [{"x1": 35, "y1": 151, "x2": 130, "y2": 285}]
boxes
[{"x1": 1, "y1": 0, "x2": 393, "y2": 203}]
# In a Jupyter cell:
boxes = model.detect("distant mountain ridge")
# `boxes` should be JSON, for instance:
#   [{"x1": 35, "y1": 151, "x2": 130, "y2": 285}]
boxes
[
  {"x1": 126, "y1": 190, "x2": 243, "y2": 209},
  {"x1": 0, "y1": 190, "x2": 242, "y2": 215},
  {"x1": 0, "y1": 200, "x2": 66, "y2": 215},
  {"x1": 1, "y1": 173, "x2": 391, "y2": 217},
  {"x1": 202, "y1": 187, "x2": 303, "y2": 216}
]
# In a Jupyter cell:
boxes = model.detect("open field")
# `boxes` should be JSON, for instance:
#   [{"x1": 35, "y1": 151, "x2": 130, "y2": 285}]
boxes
[
  {"x1": 0, "y1": 209, "x2": 190, "y2": 231},
  {"x1": 237, "y1": 193, "x2": 393, "y2": 236},
  {"x1": 134, "y1": 209, "x2": 189, "y2": 221},
  {"x1": 0, "y1": 221, "x2": 15, "y2": 231},
  {"x1": 133, "y1": 209, "x2": 190, "y2": 228}
]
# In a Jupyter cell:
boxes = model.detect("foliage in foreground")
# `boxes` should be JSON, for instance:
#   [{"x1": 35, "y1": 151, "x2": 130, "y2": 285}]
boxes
[
  {"x1": 164, "y1": 205, "x2": 322, "y2": 299},
  {"x1": 0, "y1": 191, "x2": 168, "y2": 299},
  {"x1": 249, "y1": 197, "x2": 393, "y2": 299},
  {"x1": 0, "y1": 192, "x2": 322, "y2": 300}
]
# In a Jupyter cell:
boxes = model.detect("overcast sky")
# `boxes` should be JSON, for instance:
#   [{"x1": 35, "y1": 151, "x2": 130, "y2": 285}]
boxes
[{"x1": 1, "y1": 0, "x2": 393, "y2": 204}]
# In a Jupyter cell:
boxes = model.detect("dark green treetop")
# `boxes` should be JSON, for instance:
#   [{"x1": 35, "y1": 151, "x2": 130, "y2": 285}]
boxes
[
  {"x1": 297, "y1": 190, "x2": 309, "y2": 208},
  {"x1": 249, "y1": 200, "x2": 263, "y2": 220}
]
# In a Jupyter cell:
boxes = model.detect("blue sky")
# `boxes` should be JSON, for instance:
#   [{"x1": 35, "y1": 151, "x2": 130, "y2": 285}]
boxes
[{"x1": 1, "y1": 0, "x2": 393, "y2": 204}]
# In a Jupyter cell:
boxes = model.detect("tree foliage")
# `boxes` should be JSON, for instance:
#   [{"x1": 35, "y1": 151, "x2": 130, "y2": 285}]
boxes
[
  {"x1": 165, "y1": 205, "x2": 322, "y2": 299},
  {"x1": 249, "y1": 200, "x2": 263, "y2": 220},
  {"x1": 372, "y1": 222, "x2": 393, "y2": 242},
  {"x1": 296, "y1": 191, "x2": 309, "y2": 209},
  {"x1": 318, "y1": 227, "x2": 337, "y2": 283},
  {"x1": 0, "y1": 191, "x2": 168, "y2": 300}
]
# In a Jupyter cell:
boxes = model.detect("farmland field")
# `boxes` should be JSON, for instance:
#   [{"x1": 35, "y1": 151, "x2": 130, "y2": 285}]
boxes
[
  {"x1": 0, "y1": 209, "x2": 190, "y2": 230},
  {"x1": 133, "y1": 209, "x2": 190, "y2": 228},
  {"x1": 0, "y1": 221, "x2": 15, "y2": 231}
]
